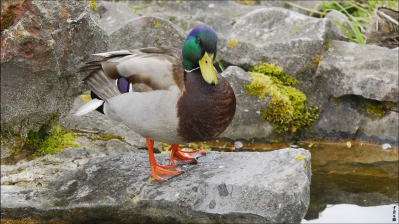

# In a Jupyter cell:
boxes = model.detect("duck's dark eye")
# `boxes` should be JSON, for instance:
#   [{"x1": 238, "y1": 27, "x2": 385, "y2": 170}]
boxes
[{"x1": 195, "y1": 36, "x2": 200, "y2": 44}]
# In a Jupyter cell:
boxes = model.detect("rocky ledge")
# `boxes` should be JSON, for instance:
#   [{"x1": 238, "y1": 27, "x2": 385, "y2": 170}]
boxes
[{"x1": 1, "y1": 148, "x2": 311, "y2": 223}]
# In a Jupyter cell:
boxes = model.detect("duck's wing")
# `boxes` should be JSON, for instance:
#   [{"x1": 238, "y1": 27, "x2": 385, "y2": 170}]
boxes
[
  {"x1": 76, "y1": 47, "x2": 184, "y2": 116},
  {"x1": 79, "y1": 47, "x2": 185, "y2": 94}
]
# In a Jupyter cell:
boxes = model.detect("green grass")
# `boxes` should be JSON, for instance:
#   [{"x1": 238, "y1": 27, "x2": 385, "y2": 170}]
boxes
[{"x1": 309, "y1": 0, "x2": 399, "y2": 44}]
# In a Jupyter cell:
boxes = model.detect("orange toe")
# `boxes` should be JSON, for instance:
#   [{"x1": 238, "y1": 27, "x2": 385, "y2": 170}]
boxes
[
  {"x1": 169, "y1": 144, "x2": 206, "y2": 165},
  {"x1": 151, "y1": 164, "x2": 181, "y2": 181},
  {"x1": 180, "y1": 149, "x2": 206, "y2": 155}
]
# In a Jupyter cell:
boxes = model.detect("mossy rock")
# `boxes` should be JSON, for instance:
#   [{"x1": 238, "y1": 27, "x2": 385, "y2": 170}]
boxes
[
  {"x1": 245, "y1": 62, "x2": 319, "y2": 134},
  {"x1": 1, "y1": 111, "x2": 79, "y2": 162}
]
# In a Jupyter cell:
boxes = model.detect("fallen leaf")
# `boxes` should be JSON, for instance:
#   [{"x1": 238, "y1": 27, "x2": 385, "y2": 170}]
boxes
[
  {"x1": 296, "y1": 155, "x2": 306, "y2": 161},
  {"x1": 227, "y1": 39, "x2": 238, "y2": 48},
  {"x1": 81, "y1": 94, "x2": 92, "y2": 102},
  {"x1": 347, "y1": 141, "x2": 352, "y2": 148}
]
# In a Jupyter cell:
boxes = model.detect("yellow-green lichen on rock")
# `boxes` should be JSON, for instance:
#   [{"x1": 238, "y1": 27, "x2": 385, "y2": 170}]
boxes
[
  {"x1": 331, "y1": 95, "x2": 395, "y2": 117},
  {"x1": 365, "y1": 99, "x2": 395, "y2": 117},
  {"x1": 23, "y1": 112, "x2": 79, "y2": 157},
  {"x1": 32, "y1": 123, "x2": 79, "y2": 157},
  {"x1": 245, "y1": 62, "x2": 319, "y2": 133}
]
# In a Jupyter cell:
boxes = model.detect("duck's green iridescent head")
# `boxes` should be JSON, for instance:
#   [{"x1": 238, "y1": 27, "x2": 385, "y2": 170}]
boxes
[{"x1": 183, "y1": 25, "x2": 218, "y2": 85}]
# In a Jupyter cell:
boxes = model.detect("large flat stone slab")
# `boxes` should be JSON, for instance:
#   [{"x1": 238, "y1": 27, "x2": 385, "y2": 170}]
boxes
[{"x1": 1, "y1": 148, "x2": 311, "y2": 223}]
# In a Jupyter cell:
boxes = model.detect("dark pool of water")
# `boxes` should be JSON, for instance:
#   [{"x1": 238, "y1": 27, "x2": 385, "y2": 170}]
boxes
[{"x1": 300, "y1": 142, "x2": 398, "y2": 223}]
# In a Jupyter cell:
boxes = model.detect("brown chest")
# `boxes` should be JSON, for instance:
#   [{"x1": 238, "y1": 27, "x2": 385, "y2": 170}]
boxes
[{"x1": 177, "y1": 71, "x2": 236, "y2": 142}]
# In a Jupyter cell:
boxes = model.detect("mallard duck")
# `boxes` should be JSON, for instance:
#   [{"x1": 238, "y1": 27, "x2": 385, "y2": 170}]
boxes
[{"x1": 77, "y1": 25, "x2": 236, "y2": 181}]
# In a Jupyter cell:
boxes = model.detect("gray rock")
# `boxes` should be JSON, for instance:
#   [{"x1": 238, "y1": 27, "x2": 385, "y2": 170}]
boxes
[
  {"x1": 97, "y1": 1, "x2": 140, "y2": 35},
  {"x1": 311, "y1": 40, "x2": 398, "y2": 145},
  {"x1": 315, "y1": 101, "x2": 364, "y2": 136},
  {"x1": 98, "y1": 1, "x2": 266, "y2": 38},
  {"x1": 73, "y1": 136, "x2": 140, "y2": 155},
  {"x1": 229, "y1": 7, "x2": 324, "y2": 44},
  {"x1": 149, "y1": 0, "x2": 264, "y2": 37},
  {"x1": 361, "y1": 112, "x2": 399, "y2": 144},
  {"x1": 316, "y1": 41, "x2": 399, "y2": 102},
  {"x1": 1, "y1": 148, "x2": 103, "y2": 188},
  {"x1": 261, "y1": 0, "x2": 324, "y2": 16},
  {"x1": 1, "y1": 146, "x2": 12, "y2": 160},
  {"x1": 220, "y1": 66, "x2": 274, "y2": 140},
  {"x1": 1, "y1": 0, "x2": 108, "y2": 139},
  {"x1": 325, "y1": 10, "x2": 354, "y2": 39},
  {"x1": 107, "y1": 16, "x2": 186, "y2": 51},
  {"x1": 1, "y1": 148, "x2": 311, "y2": 223},
  {"x1": 218, "y1": 7, "x2": 331, "y2": 73}
]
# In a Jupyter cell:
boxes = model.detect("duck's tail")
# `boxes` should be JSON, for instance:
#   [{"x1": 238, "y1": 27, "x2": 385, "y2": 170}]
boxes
[
  {"x1": 75, "y1": 98, "x2": 104, "y2": 116},
  {"x1": 75, "y1": 66, "x2": 121, "y2": 116}
]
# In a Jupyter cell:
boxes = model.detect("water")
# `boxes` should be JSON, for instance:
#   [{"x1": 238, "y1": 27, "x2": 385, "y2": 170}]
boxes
[
  {"x1": 302, "y1": 203, "x2": 398, "y2": 223},
  {"x1": 300, "y1": 142, "x2": 398, "y2": 223}
]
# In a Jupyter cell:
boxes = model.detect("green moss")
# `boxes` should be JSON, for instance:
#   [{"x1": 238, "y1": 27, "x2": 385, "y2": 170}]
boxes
[
  {"x1": 235, "y1": 0, "x2": 260, "y2": 5},
  {"x1": 245, "y1": 62, "x2": 319, "y2": 134},
  {"x1": 249, "y1": 62, "x2": 298, "y2": 86},
  {"x1": 33, "y1": 123, "x2": 79, "y2": 157},
  {"x1": 21, "y1": 111, "x2": 79, "y2": 157},
  {"x1": 331, "y1": 97, "x2": 340, "y2": 105},
  {"x1": 323, "y1": 37, "x2": 331, "y2": 51},
  {"x1": 365, "y1": 99, "x2": 395, "y2": 117},
  {"x1": 333, "y1": 95, "x2": 395, "y2": 117},
  {"x1": 269, "y1": 139, "x2": 279, "y2": 143},
  {"x1": 97, "y1": 134, "x2": 124, "y2": 141},
  {"x1": 311, "y1": 55, "x2": 323, "y2": 69},
  {"x1": 25, "y1": 112, "x2": 60, "y2": 150}
]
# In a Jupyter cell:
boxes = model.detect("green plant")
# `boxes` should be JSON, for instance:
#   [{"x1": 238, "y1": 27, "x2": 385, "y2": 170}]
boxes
[
  {"x1": 216, "y1": 55, "x2": 225, "y2": 72},
  {"x1": 309, "y1": 0, "x2": 398, "y2": 44},
  {"x1": 133, "y1": 0, "x2": 140, "y2": 13},
  {"x1": 245, "y1": 63, "x2": 319, "y2": 134}
]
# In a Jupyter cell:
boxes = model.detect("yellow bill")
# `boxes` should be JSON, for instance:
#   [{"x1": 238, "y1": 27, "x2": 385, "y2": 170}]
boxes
[{"x1": 199, "y1": 52, "x2": 218, "y2": 85}]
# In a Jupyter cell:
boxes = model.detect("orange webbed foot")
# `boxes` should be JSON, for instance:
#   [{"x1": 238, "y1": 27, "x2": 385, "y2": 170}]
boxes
[
  {"x1": 168, "y1": 144, "x2": 206, "y2": 165},
  {"x1": 151, "y1": 164, "x2": 180, "y2": 181},
  {"x1": 146, "y1": 138, "x2": 181, "y2": 181}
]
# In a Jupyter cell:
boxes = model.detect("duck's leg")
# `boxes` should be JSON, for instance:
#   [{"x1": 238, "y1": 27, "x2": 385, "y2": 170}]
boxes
[
  {"x1": 168, "y1": 144, "x2": 206, "y2": 165},
  {"x1": 146, "y1": 138, "x2": 180, "y2": 181}
]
